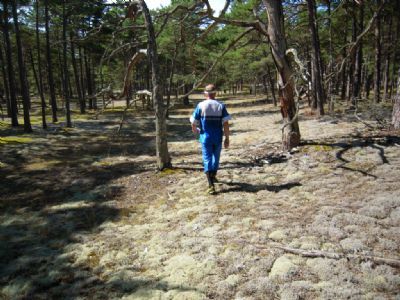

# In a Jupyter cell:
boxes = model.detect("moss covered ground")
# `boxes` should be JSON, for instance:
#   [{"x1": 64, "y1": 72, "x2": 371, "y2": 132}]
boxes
[{"x1": 0, "y1": 95, "x2": 399, "y2": 299}]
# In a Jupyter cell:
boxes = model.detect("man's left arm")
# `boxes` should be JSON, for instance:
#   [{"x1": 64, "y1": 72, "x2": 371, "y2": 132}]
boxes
[
  {"x1": 221, "y1": 105, "x2": 231, "y2": 148},
  {"x1": 223, "y1": 121, "x2": 230, "y2": 148}
]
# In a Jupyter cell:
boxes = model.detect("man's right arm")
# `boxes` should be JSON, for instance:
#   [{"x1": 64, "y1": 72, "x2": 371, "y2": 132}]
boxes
[{"x1": 190, "y1": 106, "x2": 200, "y2": 134}]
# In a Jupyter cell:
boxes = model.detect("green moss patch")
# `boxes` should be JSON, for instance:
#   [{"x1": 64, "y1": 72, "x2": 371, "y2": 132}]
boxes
[
  {"x1": 0, "y1": 137, "x2": 33, "y2": 145},
  {"x1": 301, "y1": 145, "x2": 334, "y2": 153}
]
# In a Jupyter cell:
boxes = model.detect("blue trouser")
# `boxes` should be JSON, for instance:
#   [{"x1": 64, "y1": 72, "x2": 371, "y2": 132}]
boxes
[{"x1": 201, "y1": 142, "x2": 222, "y2": 173}]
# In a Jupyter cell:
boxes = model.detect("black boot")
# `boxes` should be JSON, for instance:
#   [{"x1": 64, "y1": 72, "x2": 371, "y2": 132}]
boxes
[
  {"x1": 206, "y1": 172, "x2": 216, "y2": 195},
  {"x1": 210, "y1": 171, "x2": 218, "y2": 183}
]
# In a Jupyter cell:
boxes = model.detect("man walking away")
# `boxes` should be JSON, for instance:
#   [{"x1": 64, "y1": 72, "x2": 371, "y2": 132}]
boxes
[{"x1": 190, "y1": 84, "x2": 231, "y2": 195}]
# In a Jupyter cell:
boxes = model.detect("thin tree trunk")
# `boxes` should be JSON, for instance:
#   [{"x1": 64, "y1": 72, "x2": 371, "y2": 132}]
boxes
[
  {"x1": 84, "y1": 48, "x2": 93, "y2": 109},
  {"x1": 389, "y1": 0, "x2": 400, "y2": 100},
  {"x1": 1, "y1": 2, "x2": 18, "y2": 126},
  {"x1": 35, "y1": 0, "x2": 47, "y2": 129},
  {"x1": 0, "y1": 41, "x2": 11, "y2": 117},
  {"x1": 90, "y1": 56, "x2": 97, "y2": 109},
  {"x1": 166, "y1": 43, "x2": 178, "y2": 118},
  {"x1": 352, "y1": 3, "x2": 364, "y2": 108},
  {"x1": 383, "y1": 15, "x2": 392, "y2": 102},
  {"x1": 70, "y1": 31, "x2": 84, "y2": 113},
  {"x1": 340, "y1": 22, "x2": 348, "y2": 101},
  {"x1": 266, "y1": 64, "x2": 277, "y2": 106},
  {"x1": 11, "y1": 0, "x2": 32, "y2": 132},
  {"x1": 264, "y1": 0, "x2": 300, "y2": 150},
  {"x1": 327, "y1": 0, "x2": 334, "y2": 112},
  {"x1": 374, "y1": 0, "x2": 382, "y2": 103},
  {"x1": 78, "y1": 44, "x2": 86, "y2": 112},
  {"x1": 62, "y1": 0, "x2": 71, "y2": 127},
  {"x1": 45, "y1": 0, "x2": 58, "y2": 122},
  {"x1": 139, "y1": 0, "x2": 171, "y2": 170}
]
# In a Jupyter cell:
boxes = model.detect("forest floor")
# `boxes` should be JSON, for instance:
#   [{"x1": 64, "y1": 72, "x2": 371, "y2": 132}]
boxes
[{"x1": 1, "y1": 94, "x2": 400, "y2": 300}]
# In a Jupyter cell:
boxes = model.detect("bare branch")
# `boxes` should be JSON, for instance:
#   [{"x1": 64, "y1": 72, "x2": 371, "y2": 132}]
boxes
[
  {"x1": 155, "y1": 1, "x2": 203, "y2": 38},
  {"x1": 176, "y1": 27, "x2": 254, "y2": 103},
  {"x1": 334, "y1": 2, "x2": 386, "y2": 79},
  {"x1": 120, "y1": 51, "x2": 147, "y2": 98},
  {"x1": 201, "y1": 0, "x2": 262, "y2": 30}
]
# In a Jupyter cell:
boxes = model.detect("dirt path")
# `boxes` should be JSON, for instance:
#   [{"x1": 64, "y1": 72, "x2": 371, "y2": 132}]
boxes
[{"x1": 1, "y1": 96, "x2": 399, "y2": 299}]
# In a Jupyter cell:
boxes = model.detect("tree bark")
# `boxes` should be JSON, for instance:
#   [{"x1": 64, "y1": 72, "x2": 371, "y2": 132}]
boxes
[
  {"x1": 44, "y1": 0, "x2": 58, "y2": 122},
  {"x1": 35, "y1": 0, "x2": 47, "y2": 129},
  {"x1": 139, "y1": 0, "x2": 171, "y2": 170},
  {"x1": 374, "y1": 0, "x2": 382, "y2": 103},
  {"x1": 11, "y1": 0, "x2": 32, "y2": 132},
  {"x1": 62, "y1": 0, "x2": 71, "y2": 127},
  {"x1": 263, "y1": 0, "x2": 300, "y2": 150},
  {"x1": 1, "y1": 2, "x2": 18, "y2": 126}
]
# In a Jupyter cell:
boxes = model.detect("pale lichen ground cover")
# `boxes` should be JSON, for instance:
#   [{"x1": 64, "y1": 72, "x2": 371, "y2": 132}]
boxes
[{"x1": 1, "y1": 95, "x2": 399, "y2": 299}]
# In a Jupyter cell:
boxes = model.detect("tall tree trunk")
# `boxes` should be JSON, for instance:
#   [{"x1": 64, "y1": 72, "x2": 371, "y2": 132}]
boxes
[
  {"x1": 139, "y1": 0, "x2": 171, "y2": 170},
  {"x1": 340, "y1": 21, "x2": 348, "y2": 101},
  {"x1": 45, "y1": 0, "x2": 58, "y2": 122},
  {"x1": 389, "y1": 0, "x2": 400, "y2": 100},
  {"x1": 327, "y1": 0, "x2": 334, "y2": 112},
  {"x1": 78, "y1": 44, "x2": 86, "y2": 112},
  {"x1": 11, "y1": 0, "x2": 32, "y2": 132},
  {"x1": 383, "y1": 14, "x2": 392, "y2": 102},
  {"x1": 62, "y1": 0, "x2": 71, "y2": 127},
  {"x1": 70, "y1": 31, "x2": 84, "y2": 113},
  {"x1": 266, "y1": 63, "x2": 277, "y2": 106},
  {"x1": 374, "y1": 0, "x2": 382, "y2": 103},
  {"x1": 35, "y1": 0, "x2": 47, "y2": 129},
  {"x1": 166, "y1": 43, "x2": 178, "y2": 118},
  {"x1": 91, "y1": 56, "x2": 97, "y2": 109},
  {"x1": 84, "y1": 48, "x2": 93, "y2": 109},
  {"x1": 352, "y1": 3, "x2": 364, "y2": 108},
  {"x1": 392, "y1": 67, "x2": 400, "y2": 129},
  {"x1": 0, "y1": 40, "x2": 11, "y2": 117},
  {"x1": 264, "y1": 0, "x2": 300, "y2": 150},
  {"x1": 1, "y1": 3, "x2": 18, "y2": 126}
]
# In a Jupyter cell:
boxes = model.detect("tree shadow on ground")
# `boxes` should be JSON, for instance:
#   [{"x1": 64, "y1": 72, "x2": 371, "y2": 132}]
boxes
[
  {"x1": 1, "y1": 111, "x2": 196, "y2": 298},
  {"x1": 219, "y1": 181, "x2": 302, "y2": 193},
  {"x1": 301, "y1": 135, "x2": 399, "y2": 178}
]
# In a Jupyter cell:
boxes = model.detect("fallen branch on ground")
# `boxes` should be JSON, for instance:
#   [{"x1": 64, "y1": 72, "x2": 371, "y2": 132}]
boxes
[{"x1": 274, "y1": 245, "x2": 400, "y2": 268}]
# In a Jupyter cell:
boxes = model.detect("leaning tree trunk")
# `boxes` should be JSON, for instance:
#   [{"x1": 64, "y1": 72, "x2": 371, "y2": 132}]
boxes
[
  {"x1": 45, "y1": 0, "x2": 58, "y2": 122},
  {"x1": 11, "y1": 0, "x2": 32, "y2": 132},
  {"x1": 1, "y1": 2, "x2": 18, "y2": 126},
  {"x1": 139, "y1": 0, "x2": 171, "y2": 170},
  {"x1": 307, "y1": 0, "x2": 324, "y2": 116},
  {"x1": 263, "y1": 0, "x2": 300, "y2": 150},
  {"x1": 392, "y1": 67, "x2": 400, "y2": 129}
]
